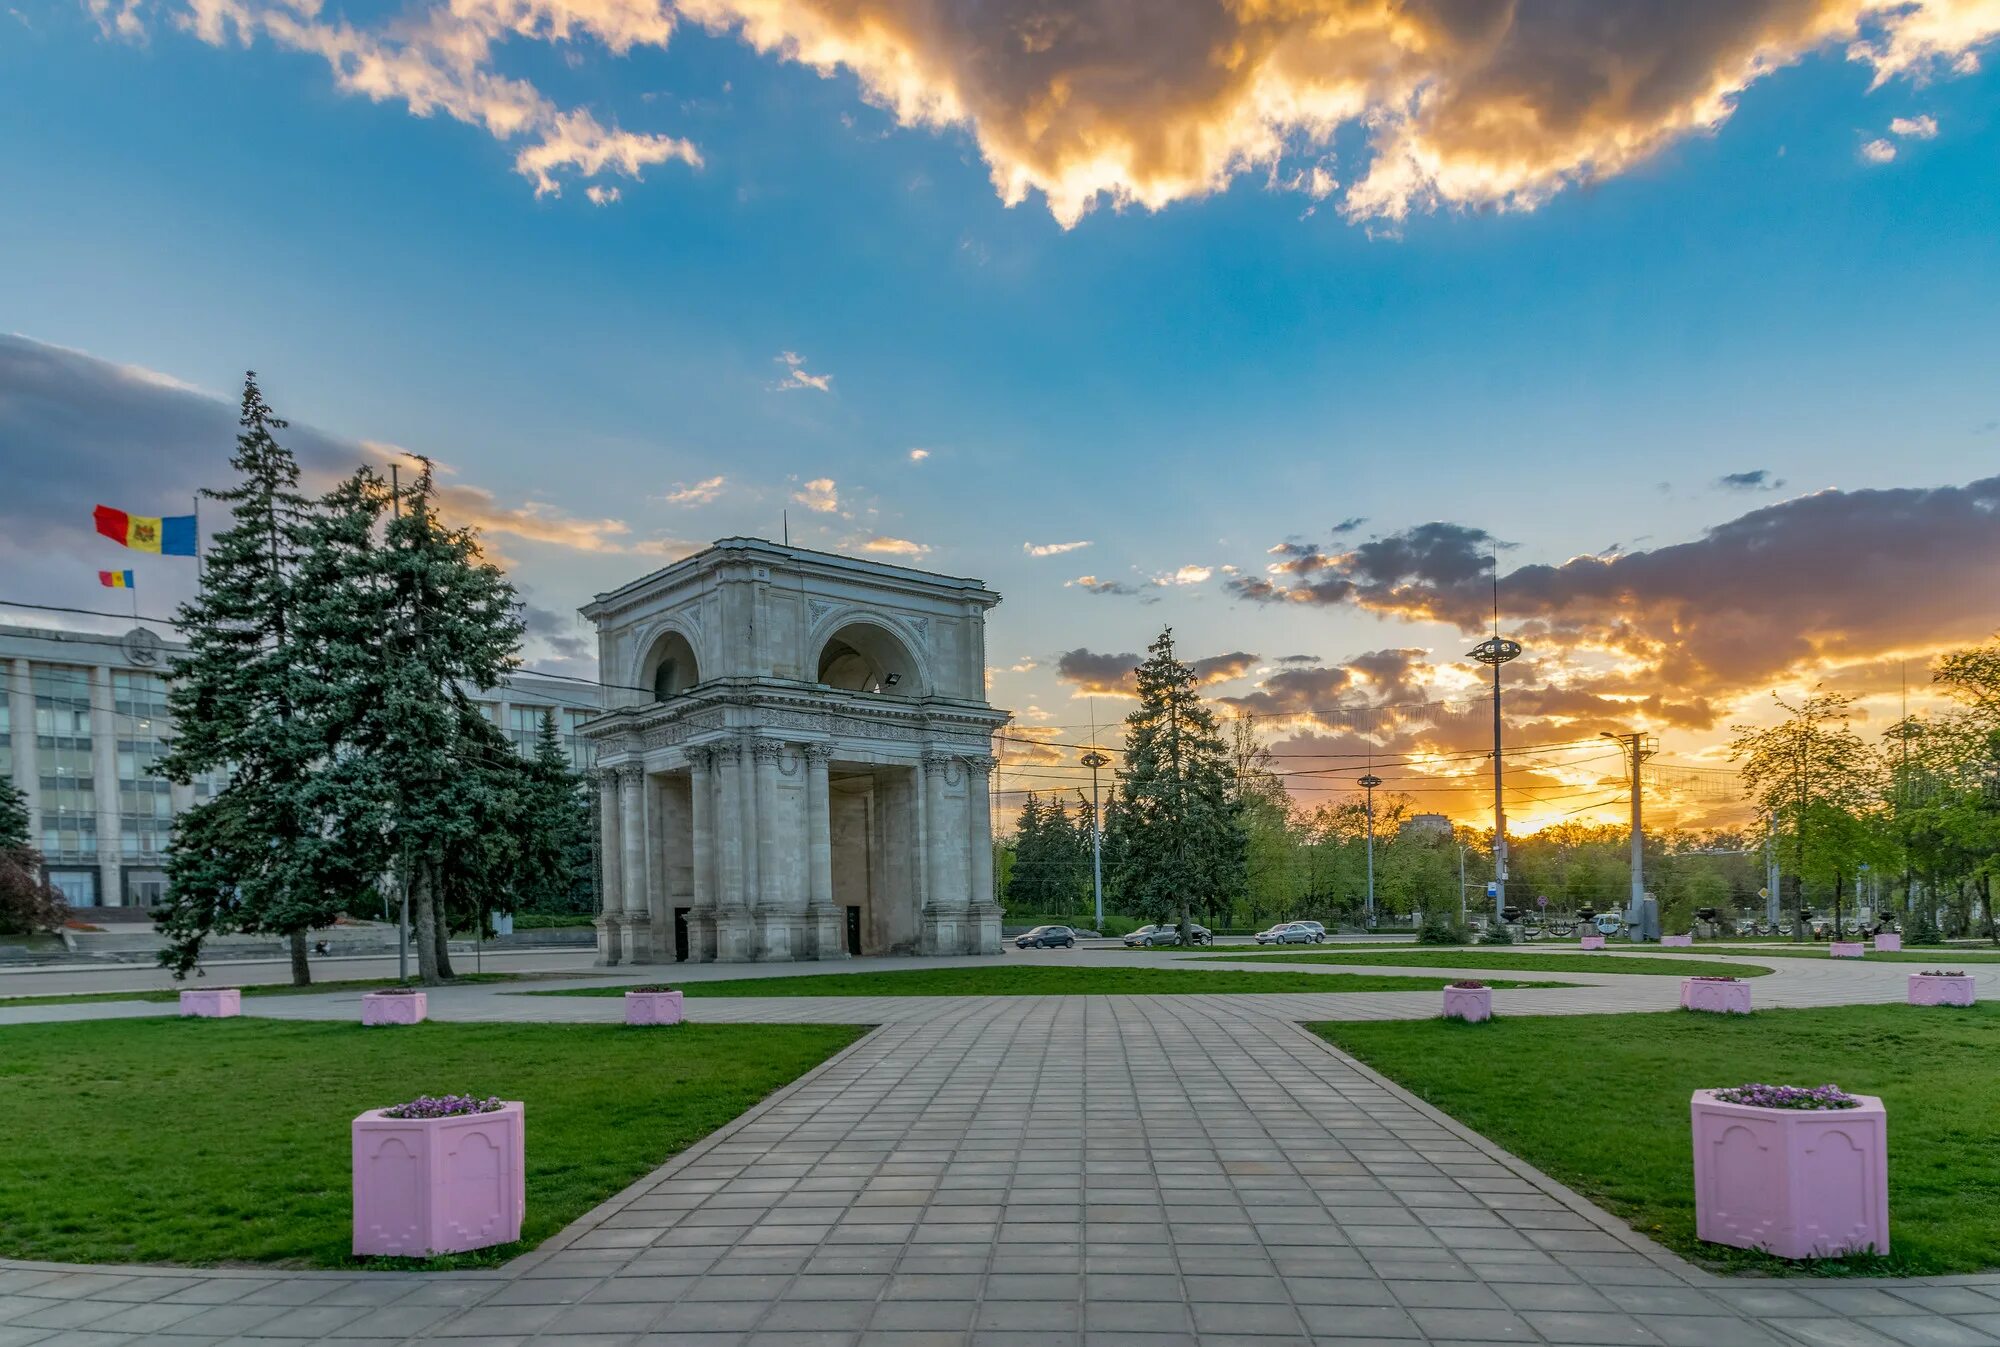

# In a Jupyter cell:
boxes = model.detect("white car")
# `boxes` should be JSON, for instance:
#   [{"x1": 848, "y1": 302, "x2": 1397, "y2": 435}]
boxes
[{"x1": 1255, "y1": 922, "x2": 1317, "y2": 945}]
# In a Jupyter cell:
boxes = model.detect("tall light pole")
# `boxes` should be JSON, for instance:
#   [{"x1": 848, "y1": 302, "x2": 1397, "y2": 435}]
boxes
[
  {"x1": 1469, "y1": 633, "x2": 1522, "y2": 924},
  {"x1": 1359, "y1": 772, "x2": 1382, "y2": 925},
  {"x1": 1601, "y1": 731, "x2": 1657, "y2": 939},
  {"x1": 1080, "y1": 749, "x2": 1110, "y2": 930}
]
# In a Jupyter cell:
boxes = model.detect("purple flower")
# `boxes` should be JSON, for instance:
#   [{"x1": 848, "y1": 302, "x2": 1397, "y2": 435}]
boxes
[
  {"x1": 382, "y1": 1094, "x2": 505, "y2": 1119},
  {"x1": 1712, "y1": 1083, "x2": 1860, "y2": 1111},
  {"x1": 1448, "y1": 980, "x2": 1487, "y2": 990}
]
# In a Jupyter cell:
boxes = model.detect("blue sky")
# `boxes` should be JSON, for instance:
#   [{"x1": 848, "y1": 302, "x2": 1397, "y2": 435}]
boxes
[{"x1": 3, "y1": 1, "x2": 1997, "y2": 828}]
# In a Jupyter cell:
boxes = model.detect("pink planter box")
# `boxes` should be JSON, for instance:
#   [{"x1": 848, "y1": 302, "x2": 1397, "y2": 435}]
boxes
[
  {"x1": 352, "y1": 1102, "x2": 524, "y2": 1257},
  {"x1": 1681, "y1": 979, "x2": 1753, "y2": 1014},
  {"x1": 1660, "y1": 935, "x2": 1694, "y2": 947},
  {"x1": 1691, "y1": 1089, "x2": 1888, "y2": 1260},
  {"x1": 362, "y1": 991, "x2": 427, "y2": 1026},
  {"x1": 1442, "y1": 986, "x2": 1492, "y2": 1022},
  {"x1": 179, "y1": 988, "x2": 240, "y2": 1018},
  {"x1": 624, "y1": 989, "x2": 684, "y2": 1025},
  {"x1": 1580, "y1": 935, "x2": 1606, "y2": 950},
  {"x1": 1830, "y1": 942, "x2": 1865, "y2": 958},
  {"x1": 1908, "y1": 973, "x2": 1976, "y2": 1007},
  {"x1": 1873, "y1": 933, "x2": 1902, "y2": 952}
]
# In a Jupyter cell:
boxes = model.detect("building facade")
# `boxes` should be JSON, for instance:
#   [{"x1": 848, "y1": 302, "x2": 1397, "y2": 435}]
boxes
[
  {"x1": 0, "y1": 622, "x2": 602, "y2": 909},
  {"x1": 579, "y1": 539, "x2": 1010, "y2": 965}
]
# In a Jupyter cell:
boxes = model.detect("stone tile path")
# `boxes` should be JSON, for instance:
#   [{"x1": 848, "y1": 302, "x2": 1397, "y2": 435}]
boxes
[{"x1": 4, "y1": 954, "x2": 1998, "y2": 1345}]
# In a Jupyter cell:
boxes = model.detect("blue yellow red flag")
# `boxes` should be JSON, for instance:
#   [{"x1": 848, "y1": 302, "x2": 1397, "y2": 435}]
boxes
[
  {"x1": 94, "y1": 505, "x2": 197, "y2": 556},
  {"x1": 98, "y1": 570, "x2": 135, "y2": 589}
]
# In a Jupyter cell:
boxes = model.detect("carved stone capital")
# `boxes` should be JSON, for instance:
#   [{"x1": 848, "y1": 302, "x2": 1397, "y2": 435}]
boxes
[
  {"x1": 802, "y1": 742, "x2": 835, "y2": 767},
  {"x1": 921, "y1": 751, "x2": 958, "y2": 777},
  {"x1": 751, "y1": 739, "x2": 784, "y2": 764},
  {"x1": 615, "y1": 762, "x2": 646, "y2": 789},
  {"x1": 961, "y1": 754, "x2": 998, "y2": 778},
  {"x1": 685, "y1": 744, "x2": 715, "y2": 772}
]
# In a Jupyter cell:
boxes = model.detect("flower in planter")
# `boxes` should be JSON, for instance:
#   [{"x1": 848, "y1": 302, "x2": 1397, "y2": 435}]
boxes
[
  {"x1": 630, "y1": 985, "x2": 678, "y2": 994},
  {"x1": 1920, "y1": 970, "x2": 1967, "y2": 978},
  {"x1": 383, "y1": 1094, "x2": 505, "y2": 1120},
  {"x1": 1690, "y1": 975, "x2": 1740, "y2": 982},
  {"x1": 1447, "y1": 979, "x2": 1487, "y2": 990},
  {"x1": 373, "y1": 986, "x2": 420, "y2": 995},
  {"x1": 1711, "y1": 1083, "x2": 1860, "y2": 1111}
]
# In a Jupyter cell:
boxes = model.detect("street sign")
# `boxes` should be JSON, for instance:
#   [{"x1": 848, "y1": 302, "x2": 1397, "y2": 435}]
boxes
[
  {"x1": 1537, "y1": 895, "x2": 1548, "y2": 908},
  {"x1": 1485, "y1": 881, "x2": 1498, "y2": 898}
]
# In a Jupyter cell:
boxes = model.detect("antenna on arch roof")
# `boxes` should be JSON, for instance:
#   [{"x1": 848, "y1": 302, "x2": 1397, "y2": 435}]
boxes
[{"x1": 783, "y1": 510, "x2": 790, "y2": 547}]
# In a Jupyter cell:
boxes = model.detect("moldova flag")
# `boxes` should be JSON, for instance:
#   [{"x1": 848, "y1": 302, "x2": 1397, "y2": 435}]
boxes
[
  {"x1": 95, "y1": 505, "x2": 197, "y2": 556},
  {"x1": 99, "y1": 570, "x2": 135, "y2": 589}
]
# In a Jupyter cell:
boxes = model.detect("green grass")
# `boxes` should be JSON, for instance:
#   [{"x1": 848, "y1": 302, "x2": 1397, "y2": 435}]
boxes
[
  {"x1": 1189, "y1": 949, "x2": 1776, "y2": 978},
  {"x1": 0, "y1": 972, "x2": 536, "y2": 1008},
  {"x1": 1314, "y1": 1003, "x2": 2000, "y2": 1277},
  {"x1": 0, "y1": 1017, "x2": 864, "y2": 1269},
  {"x1": 527, "y1": 965, "x2": 1570, "y2": 998},
  {"x1": 1655, "y1": 945, "x2": 2000, "y2": 965}
]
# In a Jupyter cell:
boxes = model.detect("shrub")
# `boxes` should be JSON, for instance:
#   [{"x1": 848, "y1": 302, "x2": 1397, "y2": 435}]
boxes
[
  {"x1": 1417, "y1": 912, "x2": 1469, "y2": 945},
  {"x1": 1479, "y1": 923, "x2": 1513, "y2": 945},
  {"x1": 1907, "y1": 906, "x2": 1944, "y2": 945}
]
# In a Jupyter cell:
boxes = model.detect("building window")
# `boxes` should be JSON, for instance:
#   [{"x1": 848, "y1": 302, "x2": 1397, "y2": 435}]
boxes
[
  {"x1": 0, "y1": 693, "x2": 11, "y2": 783},
  {"x1": 48, "y1": 870, "x2": 98, "y2": 907},
  {"x1": 35, "y1": 666, "x2": 94, "y2": 860},
  {"x1": 125, "y1": 870, "x2": 169, "y2": 907},
  {"x1": 563, "y1": 709, "x2": 597, "y2": 770},
  {"x1": 506, "y1": 705, "x2": 546, "y2": 759}
]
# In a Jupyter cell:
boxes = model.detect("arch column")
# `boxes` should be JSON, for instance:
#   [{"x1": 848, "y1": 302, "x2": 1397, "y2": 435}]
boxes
[
  {"x1": 618, "y1": 762, "x2": 654, "y2": 963},
  {"x1": 687, "y1": 746, "x2": 717, "y2": 962},
  {"x1": 919, "y1": 752, "x2": 964, "y2": 955},
  {"x1": 803, "y1": 743, "x2": 844, "y2": 959},
  {"x1": 714, "y1": 741, "x2": 751, "y2": 961},
  {"x1": 964, "y1": 754, "x2": 1000, "y2": 954},
  {"x1": 594, "y1": 768, "x2": 623, "y2": 965}
]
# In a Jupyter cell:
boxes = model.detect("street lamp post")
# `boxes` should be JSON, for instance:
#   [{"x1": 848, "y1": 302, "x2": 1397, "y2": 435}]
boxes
[
  {"x1": 1359, "y1": 772, "x2": 1382, "y2": 926},
  {"x1": 1469, "y1": 634, "x2": 1522, "y2": 925},
  {"x1": 1081, "y1": 749, "x2": 1110, "y2": 931}
]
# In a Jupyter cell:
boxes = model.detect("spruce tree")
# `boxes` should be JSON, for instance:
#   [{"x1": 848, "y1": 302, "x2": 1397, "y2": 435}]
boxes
[
  {"x1": 1107, "y1": 629, "x2": 1247, "y2": 939},
  {"x1": 154, "y1": 374, "x2": 348, "y2": 983},
  {"x1": 1005, "y1": 793, "x2": 1048, "y2": 911},
  {"x1": 297, "y1": 460, "x2": 523, "y2": 985},
  {"x1": 515, "y1": 709, "x2": 592, "y2": 915}
]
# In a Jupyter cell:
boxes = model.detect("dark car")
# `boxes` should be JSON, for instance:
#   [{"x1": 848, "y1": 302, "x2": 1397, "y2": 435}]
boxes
[{"x1": 1016, "y1": 925, "x2": 1076, "y2": 949}]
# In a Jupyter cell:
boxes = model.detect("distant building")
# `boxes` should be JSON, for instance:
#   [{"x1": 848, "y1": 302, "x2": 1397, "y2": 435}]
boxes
[
  {"x1": 1399, "y1": 812, "x2": 1453, "y2": 841},
  {"x1": 0, "y1": 622, "x2": 603, "y2": 909}
]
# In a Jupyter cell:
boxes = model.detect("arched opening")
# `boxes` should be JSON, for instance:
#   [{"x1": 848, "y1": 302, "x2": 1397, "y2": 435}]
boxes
[
  {"x1": 816, "y1": 620, "x2": 921, "y2": 696},
  {"x1": 642, "y1": 630, "x2": 700, "y2": 703}
]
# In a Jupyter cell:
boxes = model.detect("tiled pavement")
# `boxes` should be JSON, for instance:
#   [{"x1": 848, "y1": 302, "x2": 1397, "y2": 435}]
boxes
[{"x1": 5, "y1": 956, "x2": 1999, "y2": 1345}]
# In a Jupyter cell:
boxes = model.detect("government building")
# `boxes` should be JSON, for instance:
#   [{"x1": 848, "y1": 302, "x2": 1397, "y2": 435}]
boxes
[{"x1": 0, "y1": 622, "x2": 603, "y2": 912}]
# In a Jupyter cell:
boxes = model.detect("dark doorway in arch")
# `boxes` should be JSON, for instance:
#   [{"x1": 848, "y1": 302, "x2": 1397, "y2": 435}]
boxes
[
  {"x1": 644, "y1": 630, "x2": 700, "y2": 703},
  {"x1": 673, "y1": 908, "x2": 690, "y2": 963},
  {"x1": 815, "y1": 621, "x2": 920, "y2": 695},
  {"x1": 845, "y1": 905, "x2": 861, "y2": 958}
]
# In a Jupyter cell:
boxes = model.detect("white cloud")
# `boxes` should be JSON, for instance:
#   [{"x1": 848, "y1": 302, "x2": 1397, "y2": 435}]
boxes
[
  {"x1": 792, "y1": 477, "x2": 839, "y2": 513},
  {"x1": 1890, "y1": 113, "x2": 1939, "y2": 137},
  {"x1": 658, "y1": 475, "x2": 726, "y2": 506},
  {"x1": 907, "y1": 448, "x2": 930, "y2": 462},
  {"x1": 1154, "y1": 564, "x2": 1213, "y2": 586},
  {"x1": 1024, "y1": 540, "x2": 1092, "y2": 557},
  {"x1": 585, "y1": 184, "x2": 622, "y2": 205},
  {"x1": 1860, "y1": 137, "x2": 1899, "y2": 163},
  {"x1": 772, "y1": 350, "x2": 832, "y2": 391},
  {"x1": 861, "y1": 535, "x2": 929, "y2": 557}
]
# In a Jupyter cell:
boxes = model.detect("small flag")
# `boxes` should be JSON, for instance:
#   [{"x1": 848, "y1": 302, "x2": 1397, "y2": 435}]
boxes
[
  {"x1": 99, "y1": 570, "x2": 135, "y2": 589},
  {"x1": 94, "y1": 505, "x2": 197, "y2": 556}
]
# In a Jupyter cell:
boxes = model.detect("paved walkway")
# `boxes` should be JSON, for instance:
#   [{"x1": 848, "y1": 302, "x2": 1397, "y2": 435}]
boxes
[{"x1": 4, "y1": 955, "x2": 1998, "y2": 1345}]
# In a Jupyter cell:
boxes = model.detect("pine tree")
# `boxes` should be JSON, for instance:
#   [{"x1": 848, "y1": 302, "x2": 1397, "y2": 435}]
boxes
[
  {"x1": 296, "y1": 460, "x2": 524, "y2": 985},
  {"x1": 1004, "y1": 793, "x2": 1047, "y2": 910},
  {"x1": 1107, "y1": 629, "x2": 1247, "y2": 938},
  {"x1": 154, "y1": 374, "x2": 349, "y2": 983},
  {"x1": 514, "y1": 709, "x2": 592, "y2": 915},
  {"x1": 0, "y1": 786, "x2": 67, "y2": 936}
]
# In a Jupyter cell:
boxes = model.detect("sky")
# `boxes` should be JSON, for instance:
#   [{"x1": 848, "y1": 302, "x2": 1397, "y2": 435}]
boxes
[{"x1": 3, "y1": 0, "x2": 1999, "y2": 836}]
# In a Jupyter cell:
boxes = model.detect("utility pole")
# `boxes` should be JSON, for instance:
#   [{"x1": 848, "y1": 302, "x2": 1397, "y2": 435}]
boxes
[
  {"x1": 1080, "y1": 749, "x2": 1110, "y2": 931},
  {"x1": 1601, "y1": 731, "x2": 1657, "y2": 938},
  {"x1": 1359, "y1": 771, "x2": 1382, "y2": 925},
  {"x1": 1765, "y1": 813, "x2": 1781, "y2": 928},
  {"x1": 391, "y1": 461, "x2": 409, "y2": 984},
  {"x1": 1469, "y1": 569, "x2": 1521, "y2": 926}
]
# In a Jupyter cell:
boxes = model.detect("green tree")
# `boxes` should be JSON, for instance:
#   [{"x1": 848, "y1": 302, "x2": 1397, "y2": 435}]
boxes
[
  {"x1": 513, "y1": 709, "x2": 593, "y2": 915},
  {"x1": 1730, "y1": 690, "x2": 1879, "y2": 938},
  {"x1": 153, "y1": 374, "x2": 355, "y2": 983},
  {"x1": 296, "y1": 460, "x2": 524, "y2": 985},
  {"x1": 1107, "y1": 629, "x2": 1247, "y2": 938},
  {"x1": 0, "y1": 786, "x2": 67, "y2": 935}
]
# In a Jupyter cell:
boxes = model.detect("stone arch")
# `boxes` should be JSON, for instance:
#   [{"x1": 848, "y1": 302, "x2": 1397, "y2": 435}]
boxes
[
  {"x1": 813, "y1": 615, "x2": 926, "y2": 696},
  {"x1": 637, "y1": 626, "x2": 702, "y2": 703}
]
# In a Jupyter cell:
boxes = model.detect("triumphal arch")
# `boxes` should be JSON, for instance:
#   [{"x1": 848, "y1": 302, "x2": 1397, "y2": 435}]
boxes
[{"x1": 578, "y1": 538, "x2": 1010, "y2": 964}]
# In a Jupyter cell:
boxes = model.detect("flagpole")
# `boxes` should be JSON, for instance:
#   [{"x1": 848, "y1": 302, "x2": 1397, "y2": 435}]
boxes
[{"x1": 193, "y1": 494, "x2": 204, "y2": 583}]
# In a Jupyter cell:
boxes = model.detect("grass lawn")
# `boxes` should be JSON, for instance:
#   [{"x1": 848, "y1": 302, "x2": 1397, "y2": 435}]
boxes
[
  {"x1": 1189, "y1": 949, "x2": 1775, "y2": 978},
  {"x1": 0, "y1": 972, "x2": 534, "y2": 1007},
  {"x1": 528, "y1": 966, "x2": 1571, "y2": 998},
  {"x1": 0, "y1": 1017, "x2": 864, "y2": 1269},
  {"x1": 1314, "y1": 1003, "x2": 2000, "y2": 1277},
  {"x1": 1654, "y1": 946, "x2": 2000, "y2": 965}
]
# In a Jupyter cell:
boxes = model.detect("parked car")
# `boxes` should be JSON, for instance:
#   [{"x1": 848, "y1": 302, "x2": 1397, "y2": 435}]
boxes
[
  {"x1": 1254, "y1": 922, "x2": 1318, "y2": 945},
  {"x1": 1292, "y1": 921, "x2": 1327, "y2": 942},
  {"x1": 1015, "y1": 925, "x2": 1076, "y2": 949},
  {"x1": 1123, "y1": 922, "x2": 1214, "y2": 948}
]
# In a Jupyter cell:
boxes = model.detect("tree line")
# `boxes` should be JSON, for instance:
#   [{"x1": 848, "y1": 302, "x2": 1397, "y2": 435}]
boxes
[
  {"x1": 1005, "y1": 628, "x2": 2000, "y2": 941},
  {"x1": 146, "y1": 374, "x2": 591, "y2": 984}
]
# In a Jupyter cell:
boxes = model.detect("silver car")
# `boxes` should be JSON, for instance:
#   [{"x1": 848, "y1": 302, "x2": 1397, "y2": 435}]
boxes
[{"x1": 1255, "y1": 922, "x2": 1317, "y2": 945}]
